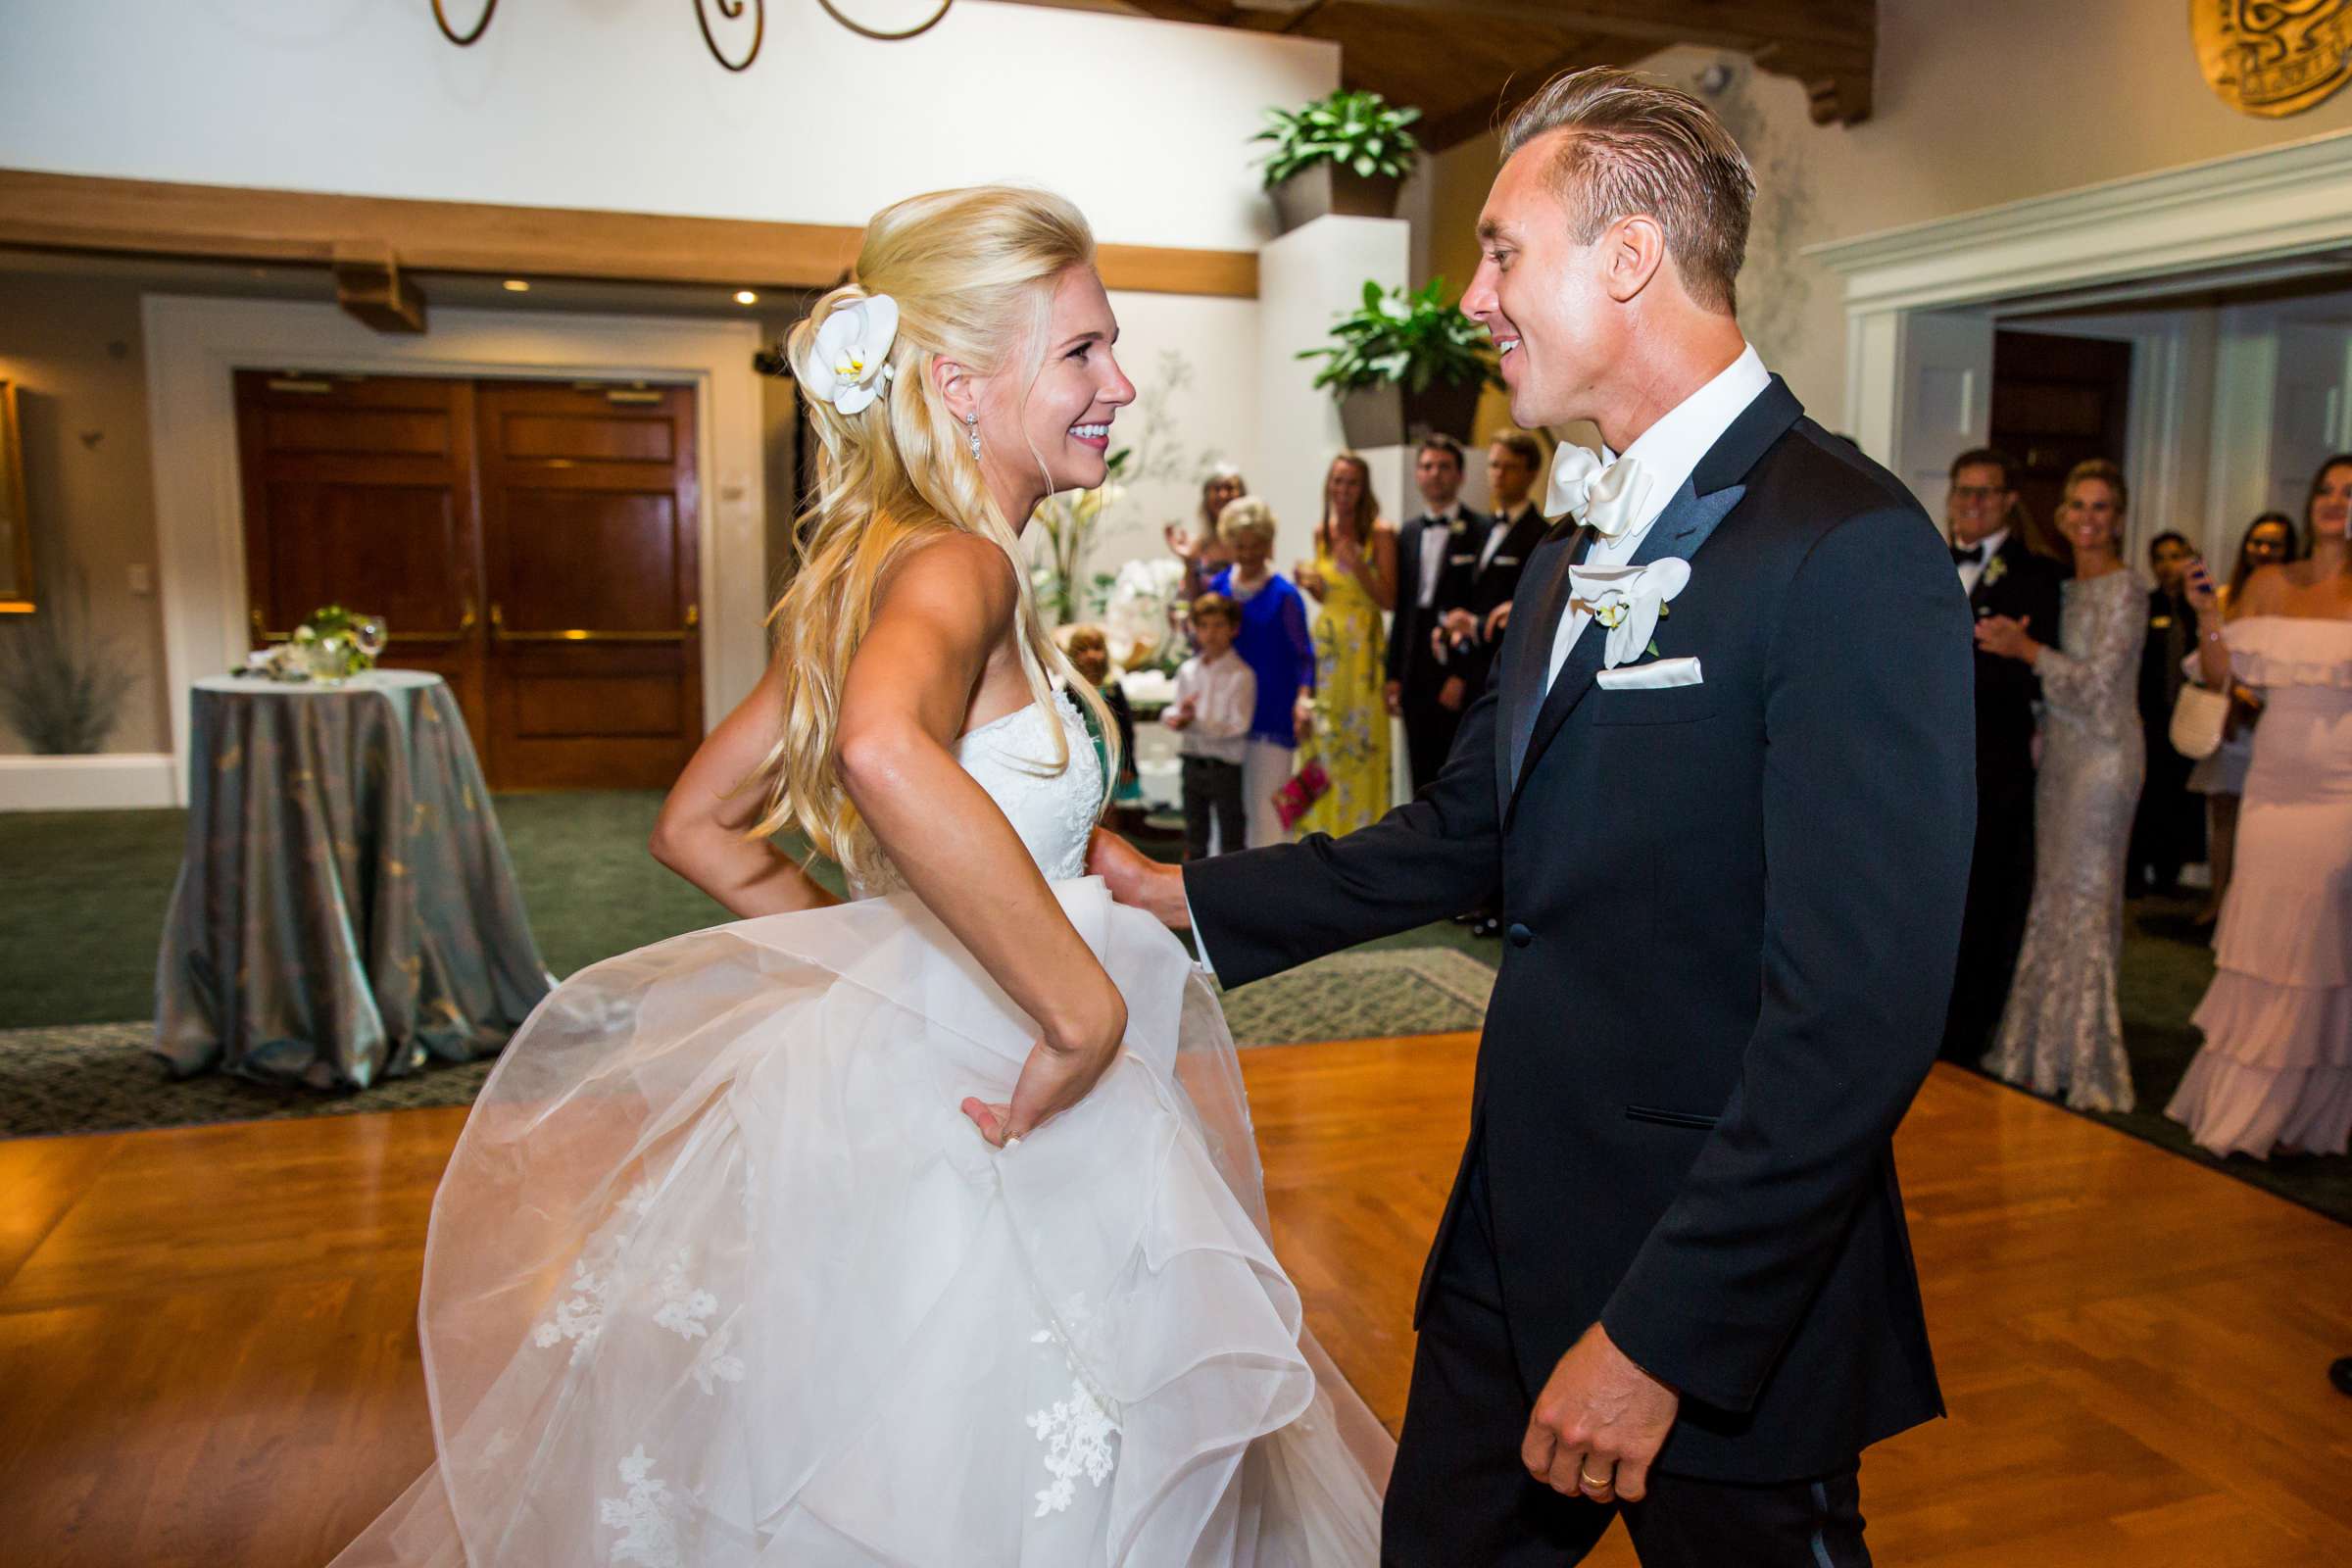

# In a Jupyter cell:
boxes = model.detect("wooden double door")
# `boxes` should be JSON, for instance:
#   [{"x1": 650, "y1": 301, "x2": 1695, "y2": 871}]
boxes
[{"x1": 235, "y1": 371, "x2": 703, "y2": 790}]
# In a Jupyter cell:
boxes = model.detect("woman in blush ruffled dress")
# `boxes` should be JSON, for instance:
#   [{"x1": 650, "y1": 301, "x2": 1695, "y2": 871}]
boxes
[
  {"x1": 329, "y1": 186, "x2": 1385, "y2": 1568},
  {"x1": 1978, "y1": 460, "x2": 2148, "y2": 1111},
  {"x1": 2168, "y1": 455, "x2": 2352, "y2": 1159}
]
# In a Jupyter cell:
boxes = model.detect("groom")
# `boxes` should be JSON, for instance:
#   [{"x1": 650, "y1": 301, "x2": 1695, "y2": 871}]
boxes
[{"x1": 1092, "y1": 68, "x2": 1973, "y2": 1565}]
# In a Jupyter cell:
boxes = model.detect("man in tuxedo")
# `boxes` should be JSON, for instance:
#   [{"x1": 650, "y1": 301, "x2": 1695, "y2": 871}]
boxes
[
  {"x1": 1437, "y1": 429, "x2": 1548, "y2": 700},
  {"x1": 1094, "y1": 66, "x2": 1972, "y2": 1566},
  {"x1": 1388, "y1": 436, "x2": 1488, "y2": 792},
  {"x1": 2130, "y1": 529, "x2": 2202, "y2": 897},
  {"x1": 1941, "y1": 447, "x2": 2064, "y2": 1059}
]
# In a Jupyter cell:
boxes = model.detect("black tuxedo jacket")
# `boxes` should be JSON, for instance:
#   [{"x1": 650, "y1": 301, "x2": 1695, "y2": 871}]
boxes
[
  {"x1": 1966, "y1": 532, "x2": 2063, "y2": 800},
  {"x1": 1441, "y1": 503, "x2": 1547, "y2": 693},
  {"x1": 1389, "y1": 508, "x2": 1487, "y2": 700},
  {"x1": 1186, "y1": 380, "x2": 1974, "y2": 1483}
]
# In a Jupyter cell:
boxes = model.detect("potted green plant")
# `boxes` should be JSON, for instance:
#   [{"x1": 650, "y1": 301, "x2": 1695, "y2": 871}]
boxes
[
  {"x1": 1298, "y1": 277, "x2": 1499, "y2": 448},
  {"x1": 1253, "y1": 88, "x2": 1422, "y2": 232}
]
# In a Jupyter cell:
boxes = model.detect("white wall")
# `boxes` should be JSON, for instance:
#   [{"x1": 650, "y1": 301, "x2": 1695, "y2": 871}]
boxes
[
  {"x1": 1072, "y1": 290, "x2": 1259, "y2": 583},
  {"x1": 0, "y1": 0, "x2": 1334, "y2": 252}
]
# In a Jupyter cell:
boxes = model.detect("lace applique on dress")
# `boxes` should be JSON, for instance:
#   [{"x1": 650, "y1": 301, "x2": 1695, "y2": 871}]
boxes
[
  {"x1": 1024, "y1": 1292, "x2": 1121, "y2": 1516},
  {"x1": 651, "y1": 1250, "x2": 718, "y2": 1342},
  {"x1": 852, "y1": 690, "x2": 1102, "y2": 899},
  {"x1": 599, "y1": 1446, "x2": 688, "y2": 1568},
  {"x1": 531, "y1": 1256, "x2": 615, "y2": 1363},
  {"x1": 530, "y1": 1181, "x2": 652, "y2": 1362}
]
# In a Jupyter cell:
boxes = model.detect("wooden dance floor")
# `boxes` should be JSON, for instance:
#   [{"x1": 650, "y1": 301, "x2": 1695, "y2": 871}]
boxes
[{"x1": 2, "y1": 1036, "x2": 2347, "y2": 1567}]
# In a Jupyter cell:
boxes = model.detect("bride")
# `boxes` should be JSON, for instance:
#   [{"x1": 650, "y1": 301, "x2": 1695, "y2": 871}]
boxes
[{"x1": 332, "y1": 186, "x2": 1387, "y2": 1566}]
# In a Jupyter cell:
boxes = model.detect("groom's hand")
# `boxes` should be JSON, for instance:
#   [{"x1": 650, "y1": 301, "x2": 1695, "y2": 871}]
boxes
[
  {"x1": 1523, "y1": 1321, "x2": 1679, "y2": 1504},
  {"x1": 1086, "y1": 827, "x2": 1191, "y2": 928}
]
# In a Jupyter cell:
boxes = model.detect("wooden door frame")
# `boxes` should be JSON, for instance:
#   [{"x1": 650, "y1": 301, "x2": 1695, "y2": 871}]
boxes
[{"x1": 142, "y1": 295, "x2": 764, "y2": 807}]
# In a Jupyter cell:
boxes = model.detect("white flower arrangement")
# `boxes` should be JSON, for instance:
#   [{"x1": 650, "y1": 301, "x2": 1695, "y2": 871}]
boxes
[{"x1": 1568, "y1": 558, "x2": 1692, "y2": 669}]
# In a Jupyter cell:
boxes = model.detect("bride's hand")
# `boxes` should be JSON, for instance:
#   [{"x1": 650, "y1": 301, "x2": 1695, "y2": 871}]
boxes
[{"x1": 961, "y1": 981, "x2": 1127, "y2": 1148}]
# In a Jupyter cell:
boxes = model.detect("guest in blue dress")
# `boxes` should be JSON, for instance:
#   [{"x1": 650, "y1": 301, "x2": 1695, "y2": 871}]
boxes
[{"x1": 1209, "y1": 496, "x2": 1315, "y2": 848}]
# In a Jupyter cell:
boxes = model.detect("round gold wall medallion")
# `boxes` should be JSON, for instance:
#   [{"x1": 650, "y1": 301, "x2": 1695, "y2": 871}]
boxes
[{"x1": 2195, "y1": 0, "x2": 2352, "y2": 117}]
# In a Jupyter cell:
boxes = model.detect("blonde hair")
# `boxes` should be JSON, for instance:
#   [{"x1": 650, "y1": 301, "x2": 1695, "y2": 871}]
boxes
[
  {"x1": 1217, "y1": 495, "x2": 1278, "y2": 545},
  {"x1": 748, "y1": 186, "x2": 1116, "y2": 886}
]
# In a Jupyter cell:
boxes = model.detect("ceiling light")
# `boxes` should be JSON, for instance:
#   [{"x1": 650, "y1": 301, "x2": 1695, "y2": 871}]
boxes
[
  {"x1": 503, "y1": 278, "x2": 531, "y2": 292},
  {"x1": 734, "y1": 289, "x2": 759, "y2": 306}
]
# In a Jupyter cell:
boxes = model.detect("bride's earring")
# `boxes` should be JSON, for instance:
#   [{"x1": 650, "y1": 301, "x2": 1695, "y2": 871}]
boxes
[{"x1": 965, "y1": 412, "x2": 981, "y2": 460}]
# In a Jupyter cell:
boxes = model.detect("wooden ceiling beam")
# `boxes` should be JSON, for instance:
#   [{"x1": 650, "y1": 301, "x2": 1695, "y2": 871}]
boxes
[
  {"x1": 1295, "y1": 0, "x2": 1871, "y2": 57},
  {"x1": 1417, "y1": 36, "x2": 1640, "y2": 150},
  {"x1": 0, "y1": 169, "x2": 1259, "y2": 299},
  {"x1": 1104, "y1": 0, "x2": 1878, "y2": 131}
]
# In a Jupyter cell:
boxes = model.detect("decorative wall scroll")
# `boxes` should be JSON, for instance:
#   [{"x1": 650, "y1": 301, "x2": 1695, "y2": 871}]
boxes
[
  {"x1": 430, "y1": 1, "x2": 956, "y2": 69},
  {"x1": 2195, "y1": 0, "x2": 2352, "y2": 118}
]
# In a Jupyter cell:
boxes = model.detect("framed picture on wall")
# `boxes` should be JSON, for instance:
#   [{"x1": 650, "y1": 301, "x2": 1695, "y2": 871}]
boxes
[{"x1": 0, "y1": 382, "x2": 30, "y2": 613}]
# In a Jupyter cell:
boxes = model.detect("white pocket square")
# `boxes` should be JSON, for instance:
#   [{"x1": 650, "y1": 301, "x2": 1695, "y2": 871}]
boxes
[{"x1": 1596, "y1": 657, "x2": 1703, "y2": 691}]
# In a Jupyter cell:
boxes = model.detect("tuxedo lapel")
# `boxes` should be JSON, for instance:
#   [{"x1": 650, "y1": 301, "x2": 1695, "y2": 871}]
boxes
[
  {"x1": 1499, "y1": 375, "x2": 1803, "y2": 814},
  {"x1": 1508, "y1": 483, "x2": 1736, "y2": 808},
  {"x1": 1497, "y1": 521, "x2": 1591, "y2": 821}
]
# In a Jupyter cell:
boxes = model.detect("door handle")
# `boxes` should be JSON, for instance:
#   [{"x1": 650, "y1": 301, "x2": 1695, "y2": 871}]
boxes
[{"x1": 488, "y1": 601, "x2": 688, "y2": 643}]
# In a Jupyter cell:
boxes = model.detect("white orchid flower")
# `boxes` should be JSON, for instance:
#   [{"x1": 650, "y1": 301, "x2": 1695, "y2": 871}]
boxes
[
  {"x1": 1568, "y1": 557, "x2": 1691, "y2": 669},
  {"x1": 804, "y1": 295, "x2": 899, "y2": 416}
]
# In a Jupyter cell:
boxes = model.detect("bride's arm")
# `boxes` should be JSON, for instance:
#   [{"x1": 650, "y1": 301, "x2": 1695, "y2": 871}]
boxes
[
  {"x1": 837, "y1": 534, "x2": 1127, "y2": 1145},
  {"x1": 650, "y1": 658, "x2": 842, "y2": 917}
]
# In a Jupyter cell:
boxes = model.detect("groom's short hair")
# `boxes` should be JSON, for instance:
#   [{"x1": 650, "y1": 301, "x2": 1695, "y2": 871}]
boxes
[{"x1": 1501, "y1": 68, "x2": 1755, "y2": 317}]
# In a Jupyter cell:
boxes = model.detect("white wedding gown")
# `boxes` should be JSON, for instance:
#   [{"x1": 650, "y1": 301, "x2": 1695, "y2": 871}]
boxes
[{"x1": 331, "y1": 690, "x2": 1388, "y2": 1566}]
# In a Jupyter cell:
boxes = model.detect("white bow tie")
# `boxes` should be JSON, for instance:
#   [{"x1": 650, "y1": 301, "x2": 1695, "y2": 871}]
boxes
[{"x1": 1544, "y1": 445, "x2": 1655, "y2": 538}]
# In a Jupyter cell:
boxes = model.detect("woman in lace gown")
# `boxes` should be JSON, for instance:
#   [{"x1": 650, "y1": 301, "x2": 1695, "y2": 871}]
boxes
[
  {"x1": 1293, "y1": 455, "x2": 1396, "y2": 838},
  {"x1": 331, "y1": 187, "x2": 1386, "y2": 1567},
  {"x1": 2168, "y1": 455, "x2": 2352, "y2": 1158},
  {"x1": 1979, "y1": 461, "x2": 2147, "y2": 1111}
]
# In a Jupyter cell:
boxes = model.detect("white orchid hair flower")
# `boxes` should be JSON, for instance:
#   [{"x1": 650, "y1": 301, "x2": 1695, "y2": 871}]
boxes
[{"x1": 804, "y1": 294, "x2": 900, "y2": 416}]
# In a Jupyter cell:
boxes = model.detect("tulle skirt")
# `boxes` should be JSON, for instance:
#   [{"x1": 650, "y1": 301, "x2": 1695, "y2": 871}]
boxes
[{"x1": 331, "y1": 879, "x2": 1388, "y2": 1566}]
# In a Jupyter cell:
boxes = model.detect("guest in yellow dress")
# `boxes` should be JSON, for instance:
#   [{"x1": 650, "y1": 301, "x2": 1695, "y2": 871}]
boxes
[{"x1": 1295, "y1": 451, "x2": 1398, "y2": 837}]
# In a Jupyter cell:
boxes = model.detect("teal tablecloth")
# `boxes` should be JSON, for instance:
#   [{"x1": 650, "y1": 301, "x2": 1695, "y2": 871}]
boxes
[{"x1": 153, "y1": 671, "x2": 553, "y2": 1089}]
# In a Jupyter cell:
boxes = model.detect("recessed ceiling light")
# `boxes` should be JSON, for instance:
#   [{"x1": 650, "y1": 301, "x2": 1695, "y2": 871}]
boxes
[
  {"x1": 734, "y1": 289, "x2": 759, "y2": 306},
  {"x1": 503, "y1": 278, "x2": 531, "y2": 292}
]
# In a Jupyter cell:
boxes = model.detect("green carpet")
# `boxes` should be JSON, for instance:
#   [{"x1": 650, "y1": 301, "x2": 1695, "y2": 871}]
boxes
[
  {"x1": 0, "y1": 947, "x2": 1496, "y2": 1139},
  {"x1": 0, "y1": 801, "x2": 2341, "y2": 1225}
]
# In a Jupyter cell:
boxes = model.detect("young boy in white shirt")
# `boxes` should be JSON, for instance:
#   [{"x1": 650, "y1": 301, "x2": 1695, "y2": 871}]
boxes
[{"x1": 1163, "y1": 593, "x2": 1256, "y2": 860}]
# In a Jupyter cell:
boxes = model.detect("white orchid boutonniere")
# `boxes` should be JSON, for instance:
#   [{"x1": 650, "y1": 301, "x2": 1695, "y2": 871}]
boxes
[
  {"x1": 1569, "y1": 558, "x2": 1692, "y2": 669},
  {"x1": 1981, "y1": 553, "x2": 2008, "y2": 589},
  {"x1": 803, "y1": 295, "x2": 900, "y2": 416}
]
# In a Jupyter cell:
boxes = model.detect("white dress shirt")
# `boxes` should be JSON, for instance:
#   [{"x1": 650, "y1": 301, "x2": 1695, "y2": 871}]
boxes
[
  {"x1": 1415, "y1": 504, "x2": 1461, "y2": 610},
  {"x1": 1477, "y1": 504, "x2": 1533, "y2": 574},
  {"x1": 1544, "y1": 344, "x2": 1772, "y2": 692},
  {"x1": 1172, "y1": 650, "x2": 1256, "y2": 765},
  {"x1": 1954, "y1": 527, "x2": 2006, "y2": 598}
]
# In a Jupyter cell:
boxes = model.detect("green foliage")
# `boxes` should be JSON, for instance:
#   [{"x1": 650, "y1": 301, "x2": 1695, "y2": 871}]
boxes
[
  {"x1": 1030, "y1": 447, "x2": 1132, "y2": 627},
  {"x1": 1251, "y1": 88, "x2": 1423, "y2": 189},
  {"x1": 1296, "y1": 277, "x2": 1500, "y2": 398},
  {"x1": 0, "y1": 568, "x2": 135, "y2": 755}
]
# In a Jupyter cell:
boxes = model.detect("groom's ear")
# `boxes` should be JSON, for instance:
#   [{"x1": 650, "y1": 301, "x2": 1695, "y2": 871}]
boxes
[{"x1": 1599, "y1": 214, "x2": 1671, "y2": 305}]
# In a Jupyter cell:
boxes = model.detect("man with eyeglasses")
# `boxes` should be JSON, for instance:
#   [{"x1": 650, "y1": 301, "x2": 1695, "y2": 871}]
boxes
[{"x1": 1942, "y1": 447, "x2": 2064, "y2": 1060}]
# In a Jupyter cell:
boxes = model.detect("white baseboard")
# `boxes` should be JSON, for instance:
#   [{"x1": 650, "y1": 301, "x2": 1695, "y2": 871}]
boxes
[{"x1": 0, "y1": 753, "x2": 178, "y2": 810}]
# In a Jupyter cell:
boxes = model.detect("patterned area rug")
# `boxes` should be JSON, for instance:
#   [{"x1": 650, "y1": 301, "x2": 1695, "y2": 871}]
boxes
[{"x1": 0, "y1": 947, "x2": 1498, "y2": 1140}]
